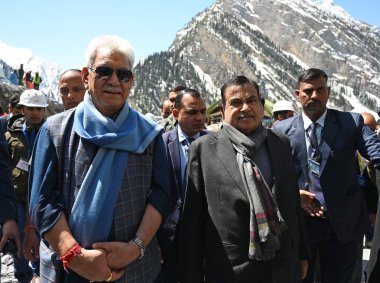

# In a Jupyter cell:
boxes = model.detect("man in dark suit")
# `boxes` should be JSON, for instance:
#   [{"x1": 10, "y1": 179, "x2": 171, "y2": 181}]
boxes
[
  {"x1": 157, "y1": 88, "x2": 208, "y2": 283},
  {"x1": 179, "y1": 76, "x2": 309, "y2": 283},
  {"x1": 366, "y1": 130, "x2": 380, "y2": 282},
  {"x1": 273, "y1": 68, "x2": 380, "y2": 283}
]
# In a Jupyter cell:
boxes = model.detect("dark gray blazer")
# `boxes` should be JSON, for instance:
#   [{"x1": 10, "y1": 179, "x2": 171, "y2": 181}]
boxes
[
  {"x1": 273, "y1": 109, "x2": 380, "y2": 244},
  {"x1": 179, "y1": 127, "x2": 308, "y2": 283},
  {"x1": 367, "y1": 131, "x2": 380, "y2": 282}
]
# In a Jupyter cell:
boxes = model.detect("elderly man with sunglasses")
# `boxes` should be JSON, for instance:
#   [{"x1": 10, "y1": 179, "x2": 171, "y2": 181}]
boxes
[{"x1": 28, "y1": 35, "x2": 170, "y2": 283}]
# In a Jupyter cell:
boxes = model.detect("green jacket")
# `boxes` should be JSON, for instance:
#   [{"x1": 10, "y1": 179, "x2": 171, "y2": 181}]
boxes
[
  {"x1": 33, "y1": 75, "x2": 42, "y2": 84},
  {"x1": 5, "y1": 115, "x2": 42, "y2": 202}
]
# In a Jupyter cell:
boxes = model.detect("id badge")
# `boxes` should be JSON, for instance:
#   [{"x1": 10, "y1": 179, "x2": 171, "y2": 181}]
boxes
[
  {"x1": 16, "y1": 158, "x2": 29, "y2": 172},
  {"x1": 308, "y1": 157, "x2": 320, "y2": 177}
]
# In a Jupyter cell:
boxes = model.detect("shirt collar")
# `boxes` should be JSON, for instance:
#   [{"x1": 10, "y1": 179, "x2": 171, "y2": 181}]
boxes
[
  {"x1": 302, "y1": 109, "x2": 327, "y2": 130},
  {"x1": 177, "y1": 126, "x2": 200, "y2": 143}
]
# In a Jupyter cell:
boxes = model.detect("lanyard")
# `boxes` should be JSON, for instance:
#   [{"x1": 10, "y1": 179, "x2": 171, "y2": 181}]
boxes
[{"x1": 22, "y1": 123, "x2": 35, "y2": 158}]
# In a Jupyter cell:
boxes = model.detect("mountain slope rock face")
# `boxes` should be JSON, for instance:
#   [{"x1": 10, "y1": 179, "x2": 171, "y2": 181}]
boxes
[
  {"x1": 1, "y1": 0, "x2": 379, "y2": 116},
  {"x1": 131, "y1": 0, "x2": 380, "y2": 115}
]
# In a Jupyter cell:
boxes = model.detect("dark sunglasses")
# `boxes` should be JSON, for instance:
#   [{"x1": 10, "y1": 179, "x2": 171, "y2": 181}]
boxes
[{"x1": 89, "y1": 66, "x2": 133, "y2": 83}]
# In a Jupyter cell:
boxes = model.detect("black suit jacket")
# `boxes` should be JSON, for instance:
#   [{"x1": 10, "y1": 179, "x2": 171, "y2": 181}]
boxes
[
  {"x1": 366, "y1": 131, "x2": 380, "y2": 282},
  {"x1": 158, "y1": 126, "x2": 208, "y2": 260},
  {"x1": 179, "y1": 127, "x2": 308, "y2": 283},
  {"x1": 273, "y1": 109, "x2": 380, "y2": 244}
]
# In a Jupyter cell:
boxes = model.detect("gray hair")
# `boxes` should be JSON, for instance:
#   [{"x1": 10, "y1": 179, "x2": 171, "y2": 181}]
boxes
[{"x1": 84, "y1": 35, "x2": 135, "y2": 69}]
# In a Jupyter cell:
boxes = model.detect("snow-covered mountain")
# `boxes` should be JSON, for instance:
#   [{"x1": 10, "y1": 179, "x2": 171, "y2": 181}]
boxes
[
  {"x1": 0, "y1": 41, "x2": 61, "y2": 101},
  {"x1": 1, "y1": 0, "x2": 379, "y2": 118},
  {"x1": 131, "y1": 0, "x2": 380, "y2": 117}
]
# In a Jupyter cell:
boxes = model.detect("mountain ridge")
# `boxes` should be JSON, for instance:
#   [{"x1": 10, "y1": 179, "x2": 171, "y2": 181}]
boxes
[
  {"x1": 1, "y1": 0, "x2": 379, "y2": 118},
  {"x1": 131, "y1": 0, "x2": 379, "y2": 116}
]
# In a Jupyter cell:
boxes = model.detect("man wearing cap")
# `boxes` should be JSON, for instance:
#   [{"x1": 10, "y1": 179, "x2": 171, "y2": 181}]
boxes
[
  {"x1": 5, "y1": 89, "x2": 47, "y2": 283},
  {"x1": 272, "y1": 100, "x2": 296, "y2": 126}
]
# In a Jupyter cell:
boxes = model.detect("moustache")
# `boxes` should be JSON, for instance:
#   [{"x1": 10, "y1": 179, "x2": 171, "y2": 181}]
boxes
[
  {"x1": 306, "y1": 100, "x2": 321, "y2": 106},
  {"x1": 237, "y1": 114, "x2": 254, "y2": 120},
  {"x1": 103, "y1": 87, "x2": 123, "y2": 93}
]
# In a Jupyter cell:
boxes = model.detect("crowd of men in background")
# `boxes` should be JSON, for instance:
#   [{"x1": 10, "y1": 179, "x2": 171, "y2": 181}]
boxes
[{"x1": 1, "y1": 34, "x2": 380, "y2": 283}]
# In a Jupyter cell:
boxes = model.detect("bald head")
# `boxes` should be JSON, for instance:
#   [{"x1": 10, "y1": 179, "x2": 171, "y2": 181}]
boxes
[
  {"x1": 161, "y1": 99, "x2": 172, "y2": 118},
  {"x1": 59, "y1": 69, "x2": 86, "y2": 110},
  {"x1": 361, "y1": 112, "x2": 377, "y2": 132}
]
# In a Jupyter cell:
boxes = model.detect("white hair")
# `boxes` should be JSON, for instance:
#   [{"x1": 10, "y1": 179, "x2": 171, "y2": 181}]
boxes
[{"x1": 84, "y1": 35, "x2": 135, "y2": 69}]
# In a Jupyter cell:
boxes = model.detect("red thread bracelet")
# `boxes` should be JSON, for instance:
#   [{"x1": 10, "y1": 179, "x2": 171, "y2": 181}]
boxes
[
  {"x1": 59, "y1": 243, "x2": 82, "y2": 272},
  {"x1": 24, "y1": 225, "x2": 37, "y2": 233}
]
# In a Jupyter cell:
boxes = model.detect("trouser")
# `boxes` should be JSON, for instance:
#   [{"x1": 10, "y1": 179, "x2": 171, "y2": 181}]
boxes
[
  {"x1": 302, "y1": 216, "x2": 359, "y2": 283},
  {"x1": 351, "y1": 238, "x2": 364, "y2": 283},
  {"x1": 13, "y1": 202, "x2": 39, "y2": 283}
]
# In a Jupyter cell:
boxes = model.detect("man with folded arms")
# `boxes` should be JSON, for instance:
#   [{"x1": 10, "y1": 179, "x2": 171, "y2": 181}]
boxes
[{"x1": 29, "y1": 35, "x2": 170, "y2": 283}]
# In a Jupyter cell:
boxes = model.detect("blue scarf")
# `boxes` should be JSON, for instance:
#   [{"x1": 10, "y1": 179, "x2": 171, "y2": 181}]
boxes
[{"x1": 69, "y1": 93, "x2": 162, "y2": 248}]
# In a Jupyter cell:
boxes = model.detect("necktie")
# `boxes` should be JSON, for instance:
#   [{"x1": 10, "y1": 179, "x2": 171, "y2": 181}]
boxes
[
  {"x1": 187, "y1": 137, "x2": 195, "y2": 145},
  {"x1": 182, "y1": 137, "x2": 195, "y2": 194},
  {"x1": 309, "y1": 123, "x2": 321, "y2": 162},
  {"x1": 184, "y1": 137, "x2": 195, "y2": 157},
  {"x1": 308, "y1": 123, "x2": 325, "y2": 206}
]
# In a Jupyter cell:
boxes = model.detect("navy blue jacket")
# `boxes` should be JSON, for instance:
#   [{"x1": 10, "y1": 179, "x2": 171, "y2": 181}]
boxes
[
  {"x1": 273, "y1": 109, "x2": 380, "y2": 244},
  {"x1": 157, "y1": 126, "x2": 208, "y2": 282}
]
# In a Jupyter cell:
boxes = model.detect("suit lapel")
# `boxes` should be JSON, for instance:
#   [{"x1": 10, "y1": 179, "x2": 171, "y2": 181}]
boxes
[
  {"x1": 288, "y1": 116, "x2": 309, "y2": 182},
  {"x1": 320, "y1": 109, "x2": 337, "y2": 174},
  {"x1": 213, "y1": 129, "x2": 248, "y2": 199},
  {"x1": 167, "y1": 128, "x2": 183, "y2": 197}
]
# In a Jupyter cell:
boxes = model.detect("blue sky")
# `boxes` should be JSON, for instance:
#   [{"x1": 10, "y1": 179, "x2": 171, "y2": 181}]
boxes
[{"x1": 0, "y1": 0, "x2": 379, "y2": 70}]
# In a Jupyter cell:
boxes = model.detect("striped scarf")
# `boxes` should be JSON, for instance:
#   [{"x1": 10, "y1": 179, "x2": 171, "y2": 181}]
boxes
[{"x1": 223, "y1": 123, "x2": 287, "y2": 261}]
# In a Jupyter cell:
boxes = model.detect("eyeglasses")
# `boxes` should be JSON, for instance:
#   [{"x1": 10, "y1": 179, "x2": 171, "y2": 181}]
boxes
[{"x1": 88, "y1": 66, "x2": 133, "y2": 83}]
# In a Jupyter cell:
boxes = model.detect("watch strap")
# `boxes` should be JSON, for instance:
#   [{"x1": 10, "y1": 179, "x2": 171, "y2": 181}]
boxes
[{"x1": 132, "y1": 235, "x2": 145, "y2": 259}]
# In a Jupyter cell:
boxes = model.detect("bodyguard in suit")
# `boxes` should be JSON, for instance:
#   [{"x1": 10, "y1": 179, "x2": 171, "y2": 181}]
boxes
[
  {"x1": 179, "y1": 76, "x2": 309, "y2": 283},
  {"x1": 273, "y1": 68, "x2": 380, "y2": 283},
  {"x1": 157, "y1": 88, "x2": 208, "y2": 283}
]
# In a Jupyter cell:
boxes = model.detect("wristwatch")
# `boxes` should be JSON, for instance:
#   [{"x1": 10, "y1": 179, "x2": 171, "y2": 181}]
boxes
[{"x1": 132, "y1": 235, "x2": 145, "y2": 259}]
